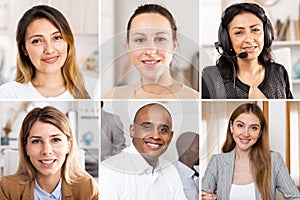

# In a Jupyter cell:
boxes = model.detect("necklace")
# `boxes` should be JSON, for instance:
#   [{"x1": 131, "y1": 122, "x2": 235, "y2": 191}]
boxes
[{"x1": 238, "y1": 65, "x2": 263, "y2": 88}]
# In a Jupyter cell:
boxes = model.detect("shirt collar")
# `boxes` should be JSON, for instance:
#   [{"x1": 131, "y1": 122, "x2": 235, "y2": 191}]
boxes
[
  {"x1": 34, "y1": 177, "x2": 62, "y2": 199},
  {"x1": 177, "y1": 161, "x2": 195, "y2": 178}
]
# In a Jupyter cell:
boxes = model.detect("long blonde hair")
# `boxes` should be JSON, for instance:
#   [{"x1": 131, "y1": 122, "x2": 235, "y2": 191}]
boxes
[
  {"x1": 15, "y1": 5, "x2": 90, "y2": 99},
  {"x1": 222, "y1": 103, "x2": 272, "y2": 200},
  {"x1": 16, "y1": 106, "x2": 91, "y2": 184}
]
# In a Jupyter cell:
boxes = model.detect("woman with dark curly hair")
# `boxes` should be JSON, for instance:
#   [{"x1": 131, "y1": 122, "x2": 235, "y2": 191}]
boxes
[{"x1": 202, "y1": 3, "x2": 293, "y2": 99}]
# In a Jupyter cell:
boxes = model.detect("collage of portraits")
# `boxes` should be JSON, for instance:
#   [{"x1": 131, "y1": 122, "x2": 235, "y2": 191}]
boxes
[{"x1": 0, "y1": 0, "x2": 299, "y2": 199}]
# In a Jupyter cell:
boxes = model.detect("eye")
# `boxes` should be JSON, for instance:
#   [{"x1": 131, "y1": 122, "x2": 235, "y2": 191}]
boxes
[
  {"x1": 53, "y1": 35, "x2": 63, "y2": 41},
  {"x1": 142, "y1": 124, "x2": 153, "y2": 131},
  {"x1": 134, "y1": 38, "x2": 145, "y2": 44},
  {"x1": 250, "y1": 126, "x2": 259, "y2": 131},
  {"x1": 52, "y1": 138, "x2": 62, "y2": 143},
  {"x1": 31, "y1": 139, "x2": 41, "y2": 144},
  {"x1": 31, "y1": 39, "x2": 42, "y2": 44},
  {"x1": 236, "y1": 123, "x2": 243, "y2": 128},
  {"x1": 158, "y1": 126, "x2": 169, "y2": 133},
  {"x1": 154, "y1": 37, "x2": 167, "y2": 42},
  {"x1": 234, "y1": 31, "x2": 243, "y2": 36},
  {"x1": 252, "y1": 28, "x2": 261, "y2": 33}
]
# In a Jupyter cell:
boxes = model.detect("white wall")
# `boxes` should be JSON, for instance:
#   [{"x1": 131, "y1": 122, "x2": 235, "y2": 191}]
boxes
[{"x1": 268, "y1": 101, "x2": 286, "y2": 159}]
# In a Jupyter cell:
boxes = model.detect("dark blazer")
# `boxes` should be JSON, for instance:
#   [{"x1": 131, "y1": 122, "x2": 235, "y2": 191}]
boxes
[
  {"x1": 0, "y1": 174, "x2": 99, "y2": 200},
  {"x1": 202, "y1": 149, "x2": 300, "y2": 199}
]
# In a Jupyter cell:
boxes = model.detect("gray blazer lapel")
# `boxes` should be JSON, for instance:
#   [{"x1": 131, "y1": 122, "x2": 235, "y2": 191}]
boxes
[{"x1": 224, "y1": 150, "x2": 235, "y2": 199}]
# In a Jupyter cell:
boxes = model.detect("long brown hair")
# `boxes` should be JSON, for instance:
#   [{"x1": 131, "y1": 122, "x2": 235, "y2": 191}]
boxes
[
  {"x1": 222, "y1": 103, "x2": 271, "y2": 200},
  {"x1": 16, "y1": 106, "x2": 91, "y2": 184},
  {"x1": 16, "y1": 5, "x2": 90, "y2": 98}
]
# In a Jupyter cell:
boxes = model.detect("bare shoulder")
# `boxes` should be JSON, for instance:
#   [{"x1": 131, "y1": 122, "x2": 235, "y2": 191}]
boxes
[{"x1": 103, "y1": 84, "x2": 137, "y2": 99}]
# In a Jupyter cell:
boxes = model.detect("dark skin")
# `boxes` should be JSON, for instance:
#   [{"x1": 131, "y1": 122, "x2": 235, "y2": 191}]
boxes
[{"x1": 130, "y1": 104, "x2": 173, "y2": 168}]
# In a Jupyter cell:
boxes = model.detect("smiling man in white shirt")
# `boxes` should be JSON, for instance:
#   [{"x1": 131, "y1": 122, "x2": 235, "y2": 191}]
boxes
[{"x1": 100, "y1": 103, "x2": 187, "y2": 200}]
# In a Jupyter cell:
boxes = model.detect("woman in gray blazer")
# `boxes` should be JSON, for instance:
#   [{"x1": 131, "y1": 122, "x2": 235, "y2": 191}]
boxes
[{"x1": 202, "y1": 103, "x2": 300, "y2": 200}]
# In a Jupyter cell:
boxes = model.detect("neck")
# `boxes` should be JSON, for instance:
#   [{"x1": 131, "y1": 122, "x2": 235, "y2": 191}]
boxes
[
  {"x1": 235, "y1": 148, "x2": 250, "y2": 160},
  {"x1": 36, "y1": 173, "x2": 61, "y2": 194},
  {"x1": 237, "y1": 59, "x2": 261, "y2": 73},
  {"x1": 142, "y1": 75, "x2": 173, "y2": 85},
  {"x1": 32, "y1": 71, "x2": 65, "y2": 87},
  {"x1": 179, "y1": 156, "x2": 194, "y2": 169}
]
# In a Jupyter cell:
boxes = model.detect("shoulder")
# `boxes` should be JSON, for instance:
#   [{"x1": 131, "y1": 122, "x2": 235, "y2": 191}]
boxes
[
  {"x1": 67, "y1": 176, "x2": 98, "y2": 199},
  {"x1": 270, "y1": 151, "x2": 284, "y2": 165},
  {"x1": 1, "y1": 174, "x2": 26, "y2": 184},
  {"x1": 104, "y1": 84, "x2": 138, "y2": 99},
  {"x1": 0, "y1": 175, "x2": 29, "y2": 198},
  {"x1": 267, "y1": 62, "x2": 288, "y2": 74},
  {"x1": 177, "y1": 84, "x2": 199, "y2": 98},
  {"x1": 0, "y1": 81, "x2": 31, "y2": 99}
]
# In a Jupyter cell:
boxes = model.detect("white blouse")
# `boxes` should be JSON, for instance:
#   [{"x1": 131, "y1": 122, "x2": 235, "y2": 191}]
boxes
[{"x1": 230, "y1": 182, "x2": 256, "y2": 200}]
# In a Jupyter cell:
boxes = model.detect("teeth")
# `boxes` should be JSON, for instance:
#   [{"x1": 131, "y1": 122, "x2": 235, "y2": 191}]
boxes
[
  {"x1": 147, "y1": 143, "x2": 160, "y2": 147},
  {"x1": 144, "y1": 61, "x2": 156, "y2": 64},
  {"x1": 41, "y1": 160, "x2": 54, "y2": 164}
]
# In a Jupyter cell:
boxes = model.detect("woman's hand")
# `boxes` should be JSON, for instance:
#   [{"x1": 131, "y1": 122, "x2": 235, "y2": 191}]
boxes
[{"x1": 201, "y1": 190, "x2": 216, "y2": 200}]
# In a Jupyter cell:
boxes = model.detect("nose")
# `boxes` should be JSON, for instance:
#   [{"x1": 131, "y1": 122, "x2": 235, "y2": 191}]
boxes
[
  {"x1": 244, "y1": 32, "x2": 255, "y2": 43},
  {"x1": 43, "y1": 40, "x2": 55, "y2": 55},
  {"x1": 150, "y1": 128, "x2": 162, "y2": 140},
  {"x1": 144, "y1": 41, "x2": 157, "y2": 56},
  {"x1": 41, "y1": 141, "x2": 53, "y2": 156},
  {"x1": 242, "y1": 127, "x2": 251, "y2": 137}
]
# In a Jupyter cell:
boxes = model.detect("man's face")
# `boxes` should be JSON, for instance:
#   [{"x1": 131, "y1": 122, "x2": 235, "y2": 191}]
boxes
[{"x1": 130, "y1": 104, "x2": 173, "y2": 164}]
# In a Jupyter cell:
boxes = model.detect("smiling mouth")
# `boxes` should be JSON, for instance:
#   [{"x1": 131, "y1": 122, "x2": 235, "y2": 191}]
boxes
[
  {"x1": 145, "y1": 141, "x2": 163, "y2": 150},
  {"x1": 239, "y1": 138, "x2": 251, "y2": 144},
  {"x1": 142, "y1": 60, "x2": 161, "y2": 65},
  {"x1": 42, "y1": 56, "x2": 59, "y2": 64},
  {"x1": 243, "y1": 46, "x2": 257, "y2": 52},
  {"x1": 39, "y1": 159, "x2": 56, "y2": 165}
]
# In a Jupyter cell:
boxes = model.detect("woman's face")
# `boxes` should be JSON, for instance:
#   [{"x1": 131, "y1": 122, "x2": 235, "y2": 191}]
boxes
[
  {"x1": 228, "y1": 12, "x2": 264, "y2": 60},
  {"x1": 127, "y1": 13, "x2": 177, "y2": 81},
  {"x1": 230, "y1": 112, "x2": 261, "y2": 152},
  {"x1": 24, "y1": 18, "x2": 68, "y2": 76},
  {"x1": 26, "y1": 121, "x2": 70, "y2": 179}
]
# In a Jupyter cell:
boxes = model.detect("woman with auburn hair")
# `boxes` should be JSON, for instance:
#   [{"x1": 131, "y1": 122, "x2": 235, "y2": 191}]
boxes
[
  {"x1": 0, "y1": 106, "x2": 98, "y2": 199},
  {"x1": 202, "y1": 103, "x2": 300, "y2": 200},
  {"x1": 0, "y1": 5, "x2": 91, "y2": 99}
]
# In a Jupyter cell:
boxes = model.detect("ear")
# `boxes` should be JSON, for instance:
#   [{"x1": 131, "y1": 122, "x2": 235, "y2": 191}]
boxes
[
  {"x1": 167, "y1": 131, "x2": 174, "y2": 145},
  {"x1": 129, "y1": 124, "x2": 135, "y2": 139},
  {"x1": 25, "y1": 145, "x2": 29, "y2": 156},
  {"x1": 230, "y1": 121, "x2": 233, "y2": 133},
  {"x1": 22, "y1": 46, "x2": 28, "y2": 56},
  {"x1": 126, "y1": 39, "x2": 129, "y2": 49},
  {"x1": 172, "y1": 38, "x2": 178, "y2": 51},
  {"x1": 67, "y1": 139, "x2": 72, "y2": 154}
]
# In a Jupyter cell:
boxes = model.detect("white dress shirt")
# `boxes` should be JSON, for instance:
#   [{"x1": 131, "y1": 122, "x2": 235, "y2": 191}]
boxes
[
  {"x1": 176, "y1": 161, "x2": 199, "y2": 200},
  {"x1": 100, "y1": 144, "x2": 187, "y2": 200}
]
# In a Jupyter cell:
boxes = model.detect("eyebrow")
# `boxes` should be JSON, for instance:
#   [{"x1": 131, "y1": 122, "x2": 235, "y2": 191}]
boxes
[
  {"x1": 27, "y1": 31, "x2": 61, "y2": 40},
  {"x1": 139, "y1": 122, "x2": 170, "y2": 129},
  {"x1": 231, "y1": 24, "x2": 262, "y2": 30},
  {"x1": 28, "y1": 133, "x2": 64, "y2": 139},
  {"x1": 235, "y1": 120, "x2": 260, "y2": 126}
]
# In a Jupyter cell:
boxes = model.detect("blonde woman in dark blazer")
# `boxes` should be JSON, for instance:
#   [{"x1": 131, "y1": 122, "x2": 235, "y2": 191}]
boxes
[
  {"x1": 0, "y1": 106, "x2": 98, "y2": 199},
  {"x1": 202, "y1": 103, "x2": 300, "y2": 200}
]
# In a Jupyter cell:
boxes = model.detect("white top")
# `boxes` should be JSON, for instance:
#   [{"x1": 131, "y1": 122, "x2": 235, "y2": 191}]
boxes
[
  {"x1": 0, "y1": 81, "x2": 73, "y2": 100},
  {"x1": 175, "y1": 161, "x2": 199, "y2": 200},
  {"x1": 230, "y1": 182, "x2": 256, "y2": 200},
  {"x1": 100, "y1": 144, "x2": 187, "y2": 200}
]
